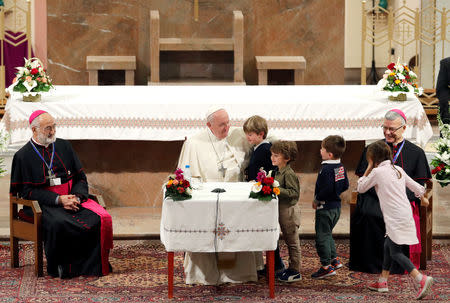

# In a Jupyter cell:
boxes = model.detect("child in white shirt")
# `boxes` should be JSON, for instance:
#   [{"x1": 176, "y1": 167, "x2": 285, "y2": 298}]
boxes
[{"x1": 357, "y1": 141, "x2": 433, "y2": 300}]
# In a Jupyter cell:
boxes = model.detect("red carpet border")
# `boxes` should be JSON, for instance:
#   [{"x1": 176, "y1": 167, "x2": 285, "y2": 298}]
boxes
[{"x1": 0, "y1": 240, "x2": 449, "y2": 302}]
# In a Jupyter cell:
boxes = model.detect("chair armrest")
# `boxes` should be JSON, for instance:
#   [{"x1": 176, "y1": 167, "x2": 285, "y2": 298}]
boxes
[
  {"x1": 350, "y1": 191, "x2": 358, "y2": 205},
  {"x1": 424, "y1": 179, "x2": 433, "y2": 200},
  {"x1": 421, "y1": 179, "x2": 433, "y2": 211},
  {"x1": 89, "y1": 194, "x2": 106, "y2": 208},
  {"x1": 350, "y1": 191, "x2": 358, "y2": 216},
  {"x1": 10, "y1": 194, "x2": 41, "y2": 214}
]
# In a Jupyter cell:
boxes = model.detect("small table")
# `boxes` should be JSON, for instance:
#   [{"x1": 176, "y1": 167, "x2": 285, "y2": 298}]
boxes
[
  {"x1": 255, "y1": 56, "x2": 306, "y2": 85},
  {"x1": 86, "y1": 56, "x2": 136, "y2": 85},
  {"x1": 160, "y1": 182, "x2": 279, "y2": 299}
]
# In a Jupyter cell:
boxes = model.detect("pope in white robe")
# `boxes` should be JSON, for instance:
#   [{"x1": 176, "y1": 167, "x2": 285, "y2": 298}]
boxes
[{"x1": 177, "y1": 107, "x2": 261, "y2": 285}]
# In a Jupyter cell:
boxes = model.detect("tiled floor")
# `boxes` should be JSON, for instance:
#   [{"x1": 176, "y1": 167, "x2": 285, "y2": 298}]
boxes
[{"x1": 0, "y1": 124, "x2": 448, "y2": 239}]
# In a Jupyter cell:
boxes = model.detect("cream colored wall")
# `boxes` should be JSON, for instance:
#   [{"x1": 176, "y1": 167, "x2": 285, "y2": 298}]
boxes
[{"x1": 345, "y1": 0, "x2": 421, "y2": 68}]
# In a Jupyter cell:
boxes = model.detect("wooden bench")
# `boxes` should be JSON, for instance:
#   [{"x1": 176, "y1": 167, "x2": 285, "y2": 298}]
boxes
[
  {"x1": 350, "y1": 179, "x2": 433, "y2": 270},
  {"x1": 255, "y1": 56, "x2": 306, "y2": 85},
  {"x1": 149, "y1": 10, "x2": 244, "y2": 85},
  {"x1": 86, "y1": 56, "x2": 136, "y2": 85}
]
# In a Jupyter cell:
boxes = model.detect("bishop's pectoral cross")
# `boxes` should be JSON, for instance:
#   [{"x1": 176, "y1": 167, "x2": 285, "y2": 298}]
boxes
[
  {"x1": 218, "y1": 163, "x2": 227, "y2": 179},
  {"x1": 46, "y1": 169, "x2": 55, "y2": 180}
]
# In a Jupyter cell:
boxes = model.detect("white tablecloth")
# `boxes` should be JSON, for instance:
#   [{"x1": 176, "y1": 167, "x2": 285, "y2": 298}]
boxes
[
  {"x1": 1, "y1": 85, "x2": 432, "y2": 147},
  {"x1": 160, "y1": 182, "x2": 279, "y2": 252}
]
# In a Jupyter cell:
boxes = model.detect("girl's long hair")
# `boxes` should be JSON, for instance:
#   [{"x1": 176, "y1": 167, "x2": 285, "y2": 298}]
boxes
[{"x1": 366, "y1": 141, "x2": 402, "y2": 179}]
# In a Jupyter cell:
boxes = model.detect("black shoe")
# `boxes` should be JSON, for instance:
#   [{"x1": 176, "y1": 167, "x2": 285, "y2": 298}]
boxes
[
  {"x1": 57, "y1": 264, "x2": 71, "y2": 279},
  {"x1": 257, "y1": 262, "x2": 286, "y2": 278}
]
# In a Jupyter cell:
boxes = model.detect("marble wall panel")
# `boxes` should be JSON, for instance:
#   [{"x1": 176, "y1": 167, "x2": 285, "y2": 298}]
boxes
[
  {"x1": 47, "y1": 0, "x2": 344, "y2": 85},
  {"x1": 70, "y1": 140, "x2": 363, "y2": 208}
]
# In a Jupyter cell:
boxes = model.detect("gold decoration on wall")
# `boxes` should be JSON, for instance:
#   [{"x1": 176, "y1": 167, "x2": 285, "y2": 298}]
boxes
[
  {"x1": 361, "y1": 0, "x2": 449, "y2": 111},
  {"x1": 0, "y1": 0, "x2": 32, "y2": 108},
  {"x1": 194, "y1": 0, "x2": 198, "y2": 21}
]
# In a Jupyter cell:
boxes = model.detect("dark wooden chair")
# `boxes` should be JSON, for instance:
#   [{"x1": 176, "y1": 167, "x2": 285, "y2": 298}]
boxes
[
  {"x1": 350, "y1": 179, "x2": 433, "y2": 270},
  {"x1": 10, "y1": 194, "x2": 106, "y2": 277}
]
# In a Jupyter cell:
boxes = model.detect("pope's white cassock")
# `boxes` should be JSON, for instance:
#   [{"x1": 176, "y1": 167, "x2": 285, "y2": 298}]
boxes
[{"x1": 178, "y1": 126, "x2": 261, "y2": 285}]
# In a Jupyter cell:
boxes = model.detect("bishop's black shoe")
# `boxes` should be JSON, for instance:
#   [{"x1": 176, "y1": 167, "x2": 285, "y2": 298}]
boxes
[{"x1": 57, "y1": 264, "x2": 71, "y2": 279}]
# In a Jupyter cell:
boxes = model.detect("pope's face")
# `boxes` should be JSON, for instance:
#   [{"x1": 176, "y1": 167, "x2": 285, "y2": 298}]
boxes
[
  {"x1": 33, "y1": 113, "x2": 56, "y2": 145},
  {"x1": 207, "y1": 110, "x2": 230, "y2": 140},
  {"x1": 382, "y1": 117, "x2": 405, "y2": 144}
]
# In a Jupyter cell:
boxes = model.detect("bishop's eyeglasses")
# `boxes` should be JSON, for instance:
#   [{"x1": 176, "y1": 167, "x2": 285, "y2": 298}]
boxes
[{"x1": 381, "y1": 124, "x2": 404, "y2": 133}]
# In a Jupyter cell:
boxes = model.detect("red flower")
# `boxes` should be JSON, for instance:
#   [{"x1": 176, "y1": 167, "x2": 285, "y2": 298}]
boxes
[
  {"x1": 183, "y1": 180, "x2": 190, "y2": 188},
  {"x1": 440, "y1": 163, "x2": 445, "y2": 168},
  {"x1": 405, "y1": 75, "x2": 410, "y2": 79},
  {"x1": 387, "y1": 63, "x2": 395, "y2": 70},
  {"x1": 177, "y1": 187, "x2": 185, "y2": 193},
  {"x1": 436, "y1": 167, "x2": 442, "y2": 172},
  {"x1": 31, "y1": 68, "x2": 39, "y2": 75},
  {"x1": 432, "y1": 168, "x2": 438, "y2": 174},
  {"x1": 262, "y1": 186, "x2": 272, "y2": 194},
  {"x1": 263, "y1": 177, "x2": 274, "y2": 185}
]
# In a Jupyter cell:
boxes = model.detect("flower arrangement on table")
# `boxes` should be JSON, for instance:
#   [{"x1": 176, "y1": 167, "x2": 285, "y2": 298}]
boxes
[
  {"x1": 377, "y1": 58, "x2": 423, "y2": 101},
  {"x1": 164, "y1": 168, "x2": 193, "y2": 201},
  {"x1": 431, "y1": 117, "x2": 450, "y2": 187},
  {"x1": 10, "y1": 57, "x2": 54, "y2": 102},
  {"x1": 249, "y1": 169, "x2": 280, "y2": 201}
]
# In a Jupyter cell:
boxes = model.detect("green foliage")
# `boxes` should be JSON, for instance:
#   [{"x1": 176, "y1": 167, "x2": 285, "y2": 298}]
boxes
[{"x1": 249, "y1": 191, "x2": 275, "y2": 201}]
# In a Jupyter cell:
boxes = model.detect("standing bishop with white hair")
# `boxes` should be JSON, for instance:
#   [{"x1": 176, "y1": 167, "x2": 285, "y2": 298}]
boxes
[{"x1": 177, "y1": 107, "x2": 260, "y2": 285}]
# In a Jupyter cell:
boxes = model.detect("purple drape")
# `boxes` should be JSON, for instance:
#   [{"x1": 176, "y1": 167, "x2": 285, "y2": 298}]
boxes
[{"x1": 3, "y1": 31, "x2": 33, "y2": 86}]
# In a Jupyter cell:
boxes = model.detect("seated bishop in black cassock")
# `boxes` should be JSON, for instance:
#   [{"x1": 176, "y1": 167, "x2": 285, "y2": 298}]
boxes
[
  {"x1": 10, "y1": 110, "x2": 113, "y2": 278},
  {"x1": 349, "y1": 109, "x2": 431, "y2": 274}
]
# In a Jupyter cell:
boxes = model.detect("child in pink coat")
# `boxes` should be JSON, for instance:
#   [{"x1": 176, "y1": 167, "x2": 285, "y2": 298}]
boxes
[{"x1": 357, "y1": 141, "x2": 433, "y2": 300}]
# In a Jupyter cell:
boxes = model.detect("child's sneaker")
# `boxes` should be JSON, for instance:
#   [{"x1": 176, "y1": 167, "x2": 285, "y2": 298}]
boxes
[
  {"x1": 368, "y1": 281, "x2": 388, "y2": 292},
  {"x1": 416, "y1": 275, "x2": 433, "y2": 300},
  {"x1": 277, "y1": 268, "x2": 302, "y2": 282},
  {"x1": 331, "y1": 257, "x2": 343, "y2": 270},
  {"x1": 311, "y1": 266, "x2": 336, "y2": 279}
]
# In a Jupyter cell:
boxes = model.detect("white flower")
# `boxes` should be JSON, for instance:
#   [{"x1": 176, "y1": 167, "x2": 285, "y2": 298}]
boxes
[
  {"x1": 417, "y1": 87, "x2": 423, "y2": 96},
  {"x1": 446, "y1": 168, "x2": 450, "y2": 174},
  {"x1": 406, "y1": 84, "x2": 414, "y2": 93},
  {"x1": 273, "y1": 180, "x2": 280, "y2": 187},
  {"x1": 23, "y1": 80, "x2": 37, "y2": 92},
  {"x1": 15, "y1": 66, "x2": 26, "y2": 77},
  {"x1": 437, "y1": 151, "x2": 450, "y2": 164},
  {"x1": 377, "y1": 78, "x2": 387, "y2": 89},
  {"x1": 409, "y1": 70, "x2": 417, "y2": 78},
  {"x1": 397, "y1": 64, "x2": 404, "y2": 73},
  {"x1": 398, "y1": 74, "x2": 405, "y2": 80},
  {"x1": 185, "y1": 187, "x2": 192, "y2": 195},
  {"x1": 251, "y1": 183, "x2": 262, "y2": 193}
]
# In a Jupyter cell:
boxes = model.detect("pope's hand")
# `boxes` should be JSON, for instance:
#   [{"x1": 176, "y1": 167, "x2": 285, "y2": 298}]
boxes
[{"x1": 59, "y1": 195, "x2": 80, "y2": 211}]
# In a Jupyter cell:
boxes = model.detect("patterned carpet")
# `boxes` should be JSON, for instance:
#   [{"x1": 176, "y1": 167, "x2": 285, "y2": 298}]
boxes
[{"x1": 0, "y1": 239, "x2": 449, "y2": 302}]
